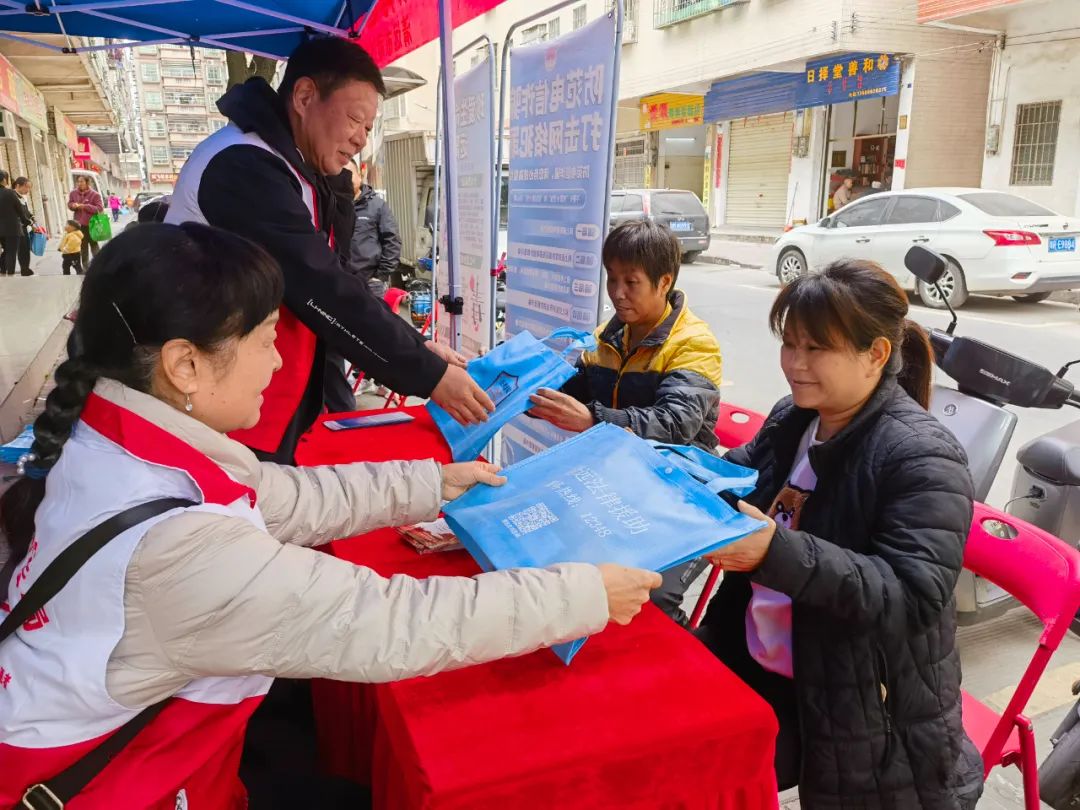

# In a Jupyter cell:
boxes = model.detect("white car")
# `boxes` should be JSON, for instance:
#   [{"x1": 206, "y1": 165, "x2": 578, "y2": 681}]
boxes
[{"x1": 769, "y1": 188, "x2": 1080, "y2": 308}]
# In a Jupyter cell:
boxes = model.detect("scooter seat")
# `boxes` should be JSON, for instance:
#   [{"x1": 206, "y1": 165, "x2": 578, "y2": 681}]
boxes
[{"x1": 1016, "y1": 421, "x2": 1080, "y2": 486}]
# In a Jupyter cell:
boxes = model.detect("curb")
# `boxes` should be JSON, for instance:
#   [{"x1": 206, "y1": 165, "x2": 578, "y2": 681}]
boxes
[{"x1": 698, "y1": 253, "x2": 765, "y2": 270}]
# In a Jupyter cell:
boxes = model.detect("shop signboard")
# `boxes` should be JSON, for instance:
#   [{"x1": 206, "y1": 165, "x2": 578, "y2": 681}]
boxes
[
  {"x1": 52, "y1": 108, "x2": 80, "y2": 152},
  {"x1": 150, "y1": 172, "x2": 178, "y2": 183},
  {"x1": 14, "y1": 73, "x2": 47, "y2": 131},
  {"x1": 640, "y1": 92, "x2": 704, "y2": 131},
  {"x1": 501, "y1": 13, "x2": 618, "y2": 464},
  {"x1": 798, "y1": 53, "x2": 900, "y2": 108},
  {"x1": 435, "y1": 56, "x2": 495, "y2": 359},
  {"x1": 0, "y1": 53, "x2": 48, "y2": 131}
]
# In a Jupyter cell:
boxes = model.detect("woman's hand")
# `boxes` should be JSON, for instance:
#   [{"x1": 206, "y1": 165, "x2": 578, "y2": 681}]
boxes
[
  {"x1": 596, "y1": 563, "x2": 663, "y2": 625},
  {"x1": 441, "y1": 461, "x2": 506, "y2": 501},
  {"x1": 528, "y1": 389, "x2": 595, "y2": 433},
  {"x1": 704, "y1": 501, "x2": 777, "y2": 572}
]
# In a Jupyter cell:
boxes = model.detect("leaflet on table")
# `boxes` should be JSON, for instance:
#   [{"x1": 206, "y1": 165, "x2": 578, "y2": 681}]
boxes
[
  {"x1": 501, "y1": 14, "x2": 618, "y2": 464},
  {"x1": 444, "y1": 423, "x2": 767, "y2": 664}
]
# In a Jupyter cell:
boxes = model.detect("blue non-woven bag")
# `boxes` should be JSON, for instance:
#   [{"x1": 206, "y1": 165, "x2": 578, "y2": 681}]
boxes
[
  {"x1": 442, "y1": 422, "x2": 766, "y2": 663},
  {"x1": 29, "y1": 230, "x2": 46, "y2": 257},
  {"x1": 427, "y1": 328, "x2": 597, "y2": 462}
]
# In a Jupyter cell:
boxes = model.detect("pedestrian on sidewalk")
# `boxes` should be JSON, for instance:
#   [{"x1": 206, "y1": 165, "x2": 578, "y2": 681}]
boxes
[
  {"x1": 59, "y1": 220, "x2": 84, "y2": 275},
  {"x1": 0, "y1": 171, "x2": 32, "y2": 277},
  {"x1": 68, "y1": 176, "x2": 103, "y2": 269},
  {"x1": 13, "y1": 178, "x2": 35, "y2": 276},
  {"x1": 108, "y1": 192, "x2": 122, "y2": 223}
]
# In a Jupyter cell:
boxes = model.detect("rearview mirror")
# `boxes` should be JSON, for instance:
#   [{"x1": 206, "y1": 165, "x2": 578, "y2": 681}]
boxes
[{"x1": 905, "y1": 245, "x2": 947, "y2": 286}]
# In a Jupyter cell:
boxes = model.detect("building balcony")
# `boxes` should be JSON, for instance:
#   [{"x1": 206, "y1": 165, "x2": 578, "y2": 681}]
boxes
[{"x1": 652, "y1": 0, "x2": 747, "y2": 29}]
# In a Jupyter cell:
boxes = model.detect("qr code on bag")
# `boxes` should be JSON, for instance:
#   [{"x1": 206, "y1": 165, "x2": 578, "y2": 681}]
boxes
[{"x1": 502, "y1": 503, "x2": 559, "y2": 538}]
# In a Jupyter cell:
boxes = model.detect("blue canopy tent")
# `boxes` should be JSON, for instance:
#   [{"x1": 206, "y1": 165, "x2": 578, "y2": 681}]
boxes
[{"x1": 0, "y1": 0, "x2": 512, "y2": 349}]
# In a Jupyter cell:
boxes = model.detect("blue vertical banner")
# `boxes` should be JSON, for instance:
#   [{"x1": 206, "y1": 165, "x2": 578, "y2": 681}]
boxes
[{"x1": 501, "y1": 13, "x2": 618, "y2": 464}]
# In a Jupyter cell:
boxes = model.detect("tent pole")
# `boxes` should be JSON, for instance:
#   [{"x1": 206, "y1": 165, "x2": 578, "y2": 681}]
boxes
[{"x1": 437, "y1": 0, "x2": 462, "y2": 351}]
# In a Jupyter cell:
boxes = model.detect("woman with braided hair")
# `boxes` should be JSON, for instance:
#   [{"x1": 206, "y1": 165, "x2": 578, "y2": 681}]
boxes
[{"x1": 0, "y1": 222, "x2": 659, "y2": 809}]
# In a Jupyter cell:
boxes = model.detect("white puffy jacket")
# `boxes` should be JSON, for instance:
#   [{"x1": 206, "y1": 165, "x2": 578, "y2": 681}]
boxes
[{"x1": 89, "y1": 381, "x2": 609, "y2": 707}]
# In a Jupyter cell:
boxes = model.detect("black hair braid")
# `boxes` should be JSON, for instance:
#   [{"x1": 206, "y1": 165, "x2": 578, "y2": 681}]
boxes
[
  {"x1": 0, "y1": 356, "x2": 99, "y2": 581},
  {"x1": 29, "y1": 355, "x2": 101, "y2": 471}
]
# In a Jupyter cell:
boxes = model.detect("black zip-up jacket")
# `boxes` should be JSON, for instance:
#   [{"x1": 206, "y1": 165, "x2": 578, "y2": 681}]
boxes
[
  {"x1": 0, "y1": 188, "x2": 31, "y2": 237},
  {"x1": 704, "y1": 378, "x2": 984, "y2": 808},
  {"x1": 348, "y1": 184, "x2": 401, "y2": 282},
  {"x1": 167, "y1": 78, "x2": 445, "y2": 459}
]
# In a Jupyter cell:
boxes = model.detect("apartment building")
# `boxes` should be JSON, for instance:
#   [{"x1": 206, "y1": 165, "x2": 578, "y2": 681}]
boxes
[
  {"x1": 135, "y1": 44, "x2": 229, "y2": 194},
  {"x1": 384, "y1": 0, "x2": 1002, "y2": 232}
]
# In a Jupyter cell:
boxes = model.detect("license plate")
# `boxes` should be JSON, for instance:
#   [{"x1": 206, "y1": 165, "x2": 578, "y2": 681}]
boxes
[
  {"x1": 670, "y1": 221, "x2": 692, "y2": 232},
  {"x1": 1049, "y1": 237, "x2": 1076, "y2": 253}
]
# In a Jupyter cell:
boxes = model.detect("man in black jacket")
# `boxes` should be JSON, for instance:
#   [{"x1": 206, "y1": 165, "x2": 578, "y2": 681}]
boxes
[
  {"x1": 12, "y1": 177, "x2": 34, "y2": 276},
  {"x1": 323, "y1": 161, "x2": 405, "y2": 413},
  {"x1": 166, "y1": 37, "x2": 492, "y2": 462},
  {"x1": 0, "y1": 172, "x2": 32, "y2": 277}
]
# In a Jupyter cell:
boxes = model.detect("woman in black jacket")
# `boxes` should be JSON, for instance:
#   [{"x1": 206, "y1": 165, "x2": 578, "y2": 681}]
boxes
[{"x1": 698, "y1": 260, "x2": 984, "y2": 809}]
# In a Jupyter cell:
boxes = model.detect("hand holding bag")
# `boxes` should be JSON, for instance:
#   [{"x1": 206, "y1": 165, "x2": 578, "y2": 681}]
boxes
[
  {"x1": 443, "y1": 422, "x2": 766, "y2": 663},
  {"x1": 427, "y1": 328, "x2": 597, "y2": 461}
]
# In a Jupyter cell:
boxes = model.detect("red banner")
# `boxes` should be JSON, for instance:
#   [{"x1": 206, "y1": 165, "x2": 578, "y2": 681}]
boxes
[{"x1": 357, "y1": 0, "x2": 506, "y2": 67}]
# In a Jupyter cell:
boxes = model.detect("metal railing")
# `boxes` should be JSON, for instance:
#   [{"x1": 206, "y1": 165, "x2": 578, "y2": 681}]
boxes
[{"x1": 652, "y1": 0, "x2": 746, "y2": 28}]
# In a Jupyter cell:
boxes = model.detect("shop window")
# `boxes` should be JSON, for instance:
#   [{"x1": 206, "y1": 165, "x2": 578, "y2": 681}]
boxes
[
  {"x1": 1010, "y1": 101, "x2": 1060, "y2": 186},
  {"x1": 833, "y1": 197, "x2": 888, "y2": 229},
  {"x1": 885, "y1": 196, "x2": 940, "y2": 226}
]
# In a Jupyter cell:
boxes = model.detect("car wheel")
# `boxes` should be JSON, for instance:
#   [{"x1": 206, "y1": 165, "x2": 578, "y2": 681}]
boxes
[
  {"x1": 1012, "y1": 292, "x2": 1052, "y2": 304},
  {"x1": 776, "y1": 248, "x2": 807, "y2": 285},
  {"x1": 916, "y1": 258, "x2": 969, "y2": 310},
  {"x1": 683, "y1": 251, "x2": 701, "y2": 264}
]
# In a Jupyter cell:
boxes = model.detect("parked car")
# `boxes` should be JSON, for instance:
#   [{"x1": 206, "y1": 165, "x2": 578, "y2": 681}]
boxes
[
  {"x1": 609, "y1": 189, "x2": 711, "y2": 263},
  {"x1": 769, "y1": 188, "x2": 1080, "y2": 308}
]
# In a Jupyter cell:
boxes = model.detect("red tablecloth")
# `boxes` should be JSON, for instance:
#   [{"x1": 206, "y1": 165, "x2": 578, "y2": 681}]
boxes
[{"x1": 297, "y1": 407, "x2": 780, "y2": 809}]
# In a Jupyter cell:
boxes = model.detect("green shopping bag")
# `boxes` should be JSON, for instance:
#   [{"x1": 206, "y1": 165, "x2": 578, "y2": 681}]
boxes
[{"x1": 88, "y1": 213, "x2": 112, "y2": 242}]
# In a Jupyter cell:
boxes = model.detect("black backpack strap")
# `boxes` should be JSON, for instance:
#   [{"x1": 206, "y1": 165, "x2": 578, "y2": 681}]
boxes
[{"x1": 1, "y1": 497, "x2": 196, "y2": 810}]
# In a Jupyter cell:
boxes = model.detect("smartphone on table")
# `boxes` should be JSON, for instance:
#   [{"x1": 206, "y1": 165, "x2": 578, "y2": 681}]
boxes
[{"x1": 324, "y1": 412, "x2": 415, "y2": 431}]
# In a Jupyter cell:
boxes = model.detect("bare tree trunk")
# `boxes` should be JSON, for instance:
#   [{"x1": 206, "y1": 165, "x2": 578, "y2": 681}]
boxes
[{"x1": 226, "y1": 53, "x2": 280, "y2": 90}]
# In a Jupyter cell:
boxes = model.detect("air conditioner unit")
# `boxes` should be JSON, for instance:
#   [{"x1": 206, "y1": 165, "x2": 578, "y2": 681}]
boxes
[{"x1": 0, "y1": 110, "x2": 17, "y2": 142}]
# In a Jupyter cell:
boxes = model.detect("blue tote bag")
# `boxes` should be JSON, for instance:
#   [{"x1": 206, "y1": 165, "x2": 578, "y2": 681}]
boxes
[
  {"x1": 427, "y1": 328, "x2": 597, "y2": 462},
  {"x1": 29, "y1": 229, "x2": 47, "y2": 257},
  {"x1": 442, "y1": 422, "x2": 766, "y2": 663}
]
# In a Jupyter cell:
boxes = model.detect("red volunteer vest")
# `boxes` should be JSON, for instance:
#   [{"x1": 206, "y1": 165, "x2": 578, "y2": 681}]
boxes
[{"x1": 0, "y1": 393, "x2": 270, "y2": 809}]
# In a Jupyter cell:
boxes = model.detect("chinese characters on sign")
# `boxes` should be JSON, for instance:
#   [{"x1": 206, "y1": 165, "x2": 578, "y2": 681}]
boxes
[
  {"x1": 639, "y1": 93, "x2": 705, "y2": 131},
  {"x1": 436, "y1": 58, "x2": 495, "y2": 358},
  {"x1": 502, "y1": 13, "x2": 617, "y2": 464},
  {"x1": 798, "y1": 53, "x2": 900, "y2": 107}
]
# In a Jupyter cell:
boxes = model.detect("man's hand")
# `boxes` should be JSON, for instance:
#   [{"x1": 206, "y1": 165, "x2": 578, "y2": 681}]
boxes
[
  {"x1": 425, "y1": 340, "x2": 468, "y2": 368},
  {"x1": 703, "y1": 501, "x2": 776, "y2": 572},
  {"x1": 596, "y1": 564, "x2": 663, "y2": 625},
  {"x1": 528, "y1": 388, "x2": 595, "y2": 433},
  {"x1": 431, "y1": 364, "x2": 495, "y2": 425},
  {"x1": 441, "y1": 461, "x2": 506, "y2": 500}
]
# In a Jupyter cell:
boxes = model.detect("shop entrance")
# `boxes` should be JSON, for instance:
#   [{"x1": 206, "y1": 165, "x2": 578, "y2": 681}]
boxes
[{"x1": 821, "y1": 95, "x2": 900, "y2": 216}]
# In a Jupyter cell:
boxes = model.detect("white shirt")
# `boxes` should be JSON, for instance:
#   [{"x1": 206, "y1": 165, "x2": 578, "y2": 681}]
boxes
[{"x1": 745, "y1": 417, "x2": 821, "y2": 678}]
